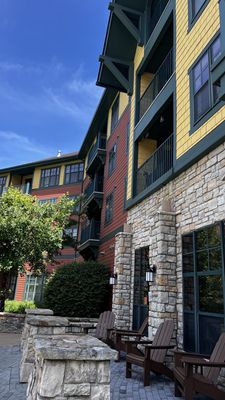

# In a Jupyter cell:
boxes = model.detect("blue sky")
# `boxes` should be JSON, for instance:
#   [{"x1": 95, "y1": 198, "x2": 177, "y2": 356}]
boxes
[{"x1": 0, "y1": 0, "x2": 109, "y2": 168}]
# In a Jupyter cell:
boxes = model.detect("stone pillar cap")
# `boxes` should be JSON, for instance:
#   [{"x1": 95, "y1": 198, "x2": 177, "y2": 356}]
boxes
[
  {"x1": 34, "y1": 334, "x2": 118, "y2": 361},
  {"x1": 27, "y1": 315, "x2": 69, "y2": 327},
  {"x1": 25, "y1": 308, "x2": 54, "y2": 316}
]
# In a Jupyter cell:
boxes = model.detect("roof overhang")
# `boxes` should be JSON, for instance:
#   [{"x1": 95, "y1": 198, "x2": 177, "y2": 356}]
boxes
[{"x1": 97, "y1": 0, "x2": 147, "y2": 95}]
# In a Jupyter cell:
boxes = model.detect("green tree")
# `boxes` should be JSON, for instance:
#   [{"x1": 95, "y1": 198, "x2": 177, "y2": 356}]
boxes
[{"x1": 0, "y1": 187, "x2": 77, "y2": 278}]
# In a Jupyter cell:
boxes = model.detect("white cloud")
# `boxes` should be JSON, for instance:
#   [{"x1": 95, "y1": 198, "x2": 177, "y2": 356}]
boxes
[
  {"x1": 0, "y1": 130, "x2": 48, "y2": 158},
  {"x1": 0, "y1": 61, "x2": 23, "y2": 72}
]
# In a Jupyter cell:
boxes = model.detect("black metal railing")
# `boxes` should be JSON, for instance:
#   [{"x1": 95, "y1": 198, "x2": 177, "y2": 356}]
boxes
[
  {"x1": 149, "y1": 0, "x2": 170, "y2": 37},
  {"x1": 87, "y1": 135, "x2": 106, "y2": 167},
  {"x1": 80, "y1": 219, "x2": 101, "y2": 244},
  {"x1": 84, "y1": 176, "x2": 104, "y2": 199},
  {"x1": 136, "y1": 134, "x2": 173, "y2": 195},
  {"x1": 139, "y1": 48, "x2": 173, "y2": 120}
]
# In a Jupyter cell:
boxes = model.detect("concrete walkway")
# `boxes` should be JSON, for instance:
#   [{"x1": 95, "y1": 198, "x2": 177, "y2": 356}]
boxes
[{"x1": 0, "y1": 334, "x2": 206, "y2": 400}]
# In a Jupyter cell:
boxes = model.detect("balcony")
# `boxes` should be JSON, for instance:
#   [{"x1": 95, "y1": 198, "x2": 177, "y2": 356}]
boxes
[
  {"x1": 78, "y1": 219, "x2": 101, "y2": 260},
  {"x1": 82, "y1": 176, "x2": 104, "y2": 213},
  {"x1": 136, "y1": 134, "x2": 173, "y2": 196},
  {"x1": 138, "y1": 48, "x2": 173, "y2": 121},
  {"x1": 148, "y1": 0, "x2": 170, "y2": 38},
  {"x1": 86, "y1": 135, "x2": 106, "y2": 177}
]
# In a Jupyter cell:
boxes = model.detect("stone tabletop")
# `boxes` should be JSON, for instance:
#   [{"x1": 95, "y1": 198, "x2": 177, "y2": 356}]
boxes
[
  {"x1": 25, "y1": 308, "x2": 54, "y2": 316},
  {"x1": 34, "y1": 334, "x2": 118, "y2": 361},
  {"x1": 26, "y1": 315, "x2": 69, "y2": 326}
]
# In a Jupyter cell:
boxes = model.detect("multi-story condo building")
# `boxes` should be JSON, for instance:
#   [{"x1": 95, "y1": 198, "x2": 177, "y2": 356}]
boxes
[
  {"x1": 0, "y1": 152, "x2": 83, "y2": 302},
  {"x1": 96, "y1": 0, "x2": 225, "y2": 355},
  {"x1": 78, "y1": 88, "x2": 130, "y2": 306}
]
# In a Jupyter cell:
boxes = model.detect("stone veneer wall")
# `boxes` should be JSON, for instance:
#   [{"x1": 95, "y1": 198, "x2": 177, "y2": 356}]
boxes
[
  {"x1": 126, "y1": 142, "x2": 225, "y2": 347},
  {"x1": 0, "y1": 312, "x2": 25, "y2": 333},
  {"x1": 112, "y1": 232, "x2": 133, "y2": 329}
]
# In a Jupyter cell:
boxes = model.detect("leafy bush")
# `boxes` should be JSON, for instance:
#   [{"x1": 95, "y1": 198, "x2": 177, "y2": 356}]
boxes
[
  {"x1": 4, "y1": 300, "x2": 36, "y2": 314},
  {"x1": 44, "y1": 262, "x2": 109, "y2": 317}
]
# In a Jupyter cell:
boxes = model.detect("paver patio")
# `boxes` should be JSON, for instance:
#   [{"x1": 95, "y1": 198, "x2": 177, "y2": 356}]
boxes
[{"x1": 0, "y1": 334, "x2": 208, "y2": 400}]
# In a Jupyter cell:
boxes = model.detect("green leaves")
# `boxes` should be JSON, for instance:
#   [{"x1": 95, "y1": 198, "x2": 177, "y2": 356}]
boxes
[{"x1": 0, "y1": 188, "x2": 77, "y2": 274}]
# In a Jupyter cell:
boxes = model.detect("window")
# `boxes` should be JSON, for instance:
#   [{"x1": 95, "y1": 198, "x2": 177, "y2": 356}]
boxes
[
  {"x1": 24, "y1": 274, "x2": 45, "y2": 302},
  {"x1": 0, "y1": 176, "x2": 6, "y2": 194},
  {"x1": 111, "y1": 97, "x2": 119, "y2": 133},
  {"x1": 40, "y1": 167, "x2": 60, "y2": 188},
  {"x1": 64, "y1": 163, "x2": 83, "y2": 184},
  {"x1": 39, "y1": 198, "x2": 57, "y2": 204},
  {"x1": 191, "y1": 0, "x2": 207, "y2": 19},
  {"x1": 105, "y1": 192, "x2": 114, "y2": 224},
  {"x1": 182, "y1": 223, "x2": 225, "y2": 355},
  {"x1": 192, "y1": 36, "x2": 221, "y2": 123},
  {"x1": 108, "y1": 144, "x2": 117, "y2": 176}
]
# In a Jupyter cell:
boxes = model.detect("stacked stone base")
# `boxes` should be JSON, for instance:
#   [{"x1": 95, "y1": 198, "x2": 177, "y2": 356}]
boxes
[{"x1": 27, "y1": 335, "x2": 117, "y2": 400}]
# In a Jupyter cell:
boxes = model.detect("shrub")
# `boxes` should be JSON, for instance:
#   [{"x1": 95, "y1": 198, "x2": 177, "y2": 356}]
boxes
[
  {"x1": 44, "y1": 262, "x2": 109, "y2": 317},
  {"x1": 4, "y1": 300, "x2": 36, "y2": 314}
]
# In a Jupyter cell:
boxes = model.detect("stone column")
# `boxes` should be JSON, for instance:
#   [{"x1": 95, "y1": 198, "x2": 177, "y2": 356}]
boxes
[
  {"x1": 148, "y1": 211, "x2": 177, "y2": 338},
  {"x1": 27, "y1": 334, "x2": 118, "y2": 400},
  {"x1": 21, "y1": 308, "x2": 54, "y2": 350},
  {"x1": 20, "y1": 315, "x2": 69, "y2": 383},
  {"x1": 112, "y1": 231, "x2": 133, "y2": 329}
]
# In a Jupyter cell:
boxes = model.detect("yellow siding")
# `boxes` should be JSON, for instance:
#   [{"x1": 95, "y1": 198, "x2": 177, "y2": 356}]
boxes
[
  {"x1": 127, "y1": 46, "x2": 144, "y2": 199},
  {"x1": 138, "y1": 139, "x2": 157, "y2": 168},
  {"x1": 140, "y1": 73, "x2": 154, "y2": 97},
  {"x1": 107, "y1": 92, "x2": 129, "y2": 139},
  {"x1": 119, "y1": 92, "x2": 129, "y2": 117},
  {"x1": 176, "y1": 0, "x2": 224, "y2": 158}
]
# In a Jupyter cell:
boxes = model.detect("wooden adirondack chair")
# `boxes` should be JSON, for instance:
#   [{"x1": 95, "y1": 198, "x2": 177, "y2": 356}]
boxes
[
  {"x1": 174, "y1": 332, "x2": 225, "y2": 400},
  {"x1": 126, "y1": 319, "x2": 175, "y2": 386},
  {"x1": 108, "y1": 316, "x2": 149, "y2": 359},
  {"x1": 83, "y1": 311, "x2": 115, "y2": 343}
]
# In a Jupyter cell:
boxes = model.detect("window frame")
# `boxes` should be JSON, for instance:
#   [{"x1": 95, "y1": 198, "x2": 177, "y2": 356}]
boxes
[
  {"x1": 39, "y1": 167, "x2": 60, "y2": 188},
  {"x1": 188, "y1": 0, "x2": 210, "y2": 30},
  {"x1": 105, "y1": 191, "x2": 114, "y2": 225},
  {"x1": 111, "y1": 96, "x2": 119, "y2": 133},
  {"x1": 24, "y1": 273, "x2": 46, "y2": 302},
  {"x1": 64, "y1": 163, "x2": 84, "y2": 185},
  {"x1": 189, "y1": 33, "x2": 222, "y2": 134},
  {"x1": 182, "y1": 222, "x2": 225, "y2": 354},
  {"x1": 108, "y1": 143, "x2": 117, "y2": 176}
]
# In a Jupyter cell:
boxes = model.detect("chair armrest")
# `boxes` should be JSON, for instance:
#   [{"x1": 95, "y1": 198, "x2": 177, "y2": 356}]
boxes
[
  {"x1": 145, "y1": 345, "x2": 175, "y2": 359},
  {"x1": 182, "y1": 356, "x2": 225, "y2": 368},
  {"x1": 174, "y1": 350, "x2": 210, "y2": 367},
  {"x1": 124, "y1": 339, "x2": 153, "y2": 345}
]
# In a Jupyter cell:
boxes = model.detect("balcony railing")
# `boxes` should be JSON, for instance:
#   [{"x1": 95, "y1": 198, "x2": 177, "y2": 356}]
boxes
[
  {"x1": 139, "y1": 48, "x2": 173, "y2": 120},
  {"x1": 136, "y1": 134, "x2": 173, "y2": 195},
  {"x1": 87, "y1": 135, "x2": 106, "y2": 167},
  {"x1": 84, "y1": 176, "x2": 103, "y2": 200},
  {"x1": 80, "y1": 219, "x2": 101, "y2": 244},
  {"x1": 149, "y1": 0, "x2": 170, "y2": 37}
]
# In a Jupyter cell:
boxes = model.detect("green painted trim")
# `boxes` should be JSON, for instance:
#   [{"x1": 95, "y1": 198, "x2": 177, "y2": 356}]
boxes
[
  {"x1": 77, "y1": 239, "x2": 100, "y2": 252},
  {"x1": 109, "y1": 3, "x2": 144, "y2": 45},
  {"x1": 188, "y1": 31, "x2": 223, "y2": 135},
  {"x1": 99, "y1": 55, "x2": 134, "y2": 95},
  {"x1": 126, "y1": 120, "x2": 225, "y2": 210},
  {"x1": 79, "y1": 89, "x2": 117, "y2": 159},
  {"x1": 99, "y1": 225, "x2": 124, "y2": 244},
  {"x1": 86, "y1": 149, "x2": 106, "y2": 177},
  {"x1": 134, "y1": 74, "x2": 175, "y2": 141},
  {"x1": 126, "y1": 168, "x2": 173, "y2": 210},
  {"x1": 82, "y1": 191, "x2": 103, "y2": 211},
  {"x1": 141, "y1": 0, "x2": 174, "y2": 72},
  {"x1": 188, "y1": 0, "x2": 210, "y2": 32}
]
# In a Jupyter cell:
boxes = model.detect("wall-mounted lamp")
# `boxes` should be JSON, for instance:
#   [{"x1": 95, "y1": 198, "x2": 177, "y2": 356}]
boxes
[
  {"x1": 145, "y1": 265, "x2": 156, "y2": 283},
  {"x1": 109, "y1": 273, "x2": 117, "y2": 285}
]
